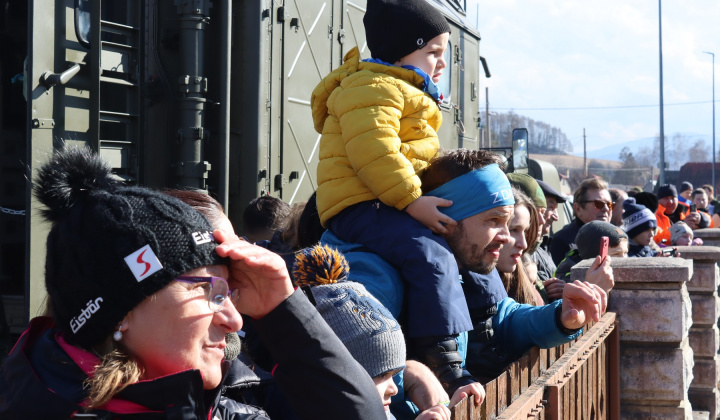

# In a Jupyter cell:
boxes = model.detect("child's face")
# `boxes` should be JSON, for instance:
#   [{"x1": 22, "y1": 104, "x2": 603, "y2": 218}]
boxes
[
  {"x1": 609, "y1": 239, "x2": 628, "y2": 258},
  {"x1": 632, "y1": 229, "x2": 655, "y2": 247},
  {"x1": 693, "y1": 191, "x2": 708, "y2": 210},
  {"x1": 675, "y1": 233, "x2": 693, "y2": 246},
  {"x1": 395, "y1": 32, "x2": 449, "y2": 84},
  {"x1": 373, "y1": 372, "x2": 398, "y2": 412}
]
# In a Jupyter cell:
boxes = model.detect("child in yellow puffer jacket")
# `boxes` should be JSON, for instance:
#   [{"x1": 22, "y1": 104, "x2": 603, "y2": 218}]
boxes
[{"x1": 310, "y1": 0, "x2": 477, "y2": 396}]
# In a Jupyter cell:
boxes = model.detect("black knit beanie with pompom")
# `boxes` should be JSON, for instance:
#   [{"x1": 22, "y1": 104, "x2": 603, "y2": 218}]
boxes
[{"x1": 35, "y1": 146, "x2": 225, "y2": 349}]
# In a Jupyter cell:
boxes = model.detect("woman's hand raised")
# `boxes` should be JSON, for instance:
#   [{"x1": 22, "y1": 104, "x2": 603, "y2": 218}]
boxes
[{"x1": 214, "y1": 230, "x2": 294, "y2": 319}]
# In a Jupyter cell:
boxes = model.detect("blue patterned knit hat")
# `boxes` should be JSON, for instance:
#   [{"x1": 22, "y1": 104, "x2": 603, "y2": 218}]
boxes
[{"x1": 294, "y1": 245, "x2": 406, "y2": 378}]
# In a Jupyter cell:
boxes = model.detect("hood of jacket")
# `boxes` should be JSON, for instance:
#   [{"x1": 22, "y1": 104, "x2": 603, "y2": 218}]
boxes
[{"x1": 310, "y1": 46, "x2": 425, "y2": 134}]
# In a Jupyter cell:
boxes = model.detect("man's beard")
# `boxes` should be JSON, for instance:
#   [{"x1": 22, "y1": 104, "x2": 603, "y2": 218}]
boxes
[
  {"x1": 447, "y1": 222, "x2": 499, "y2": 274},
  {"x1": 472, "y1": 257, "x2": 497, "y2": 275},
  {"x1": 472, "y1": 243, "x2": 500, "y2": 274}
]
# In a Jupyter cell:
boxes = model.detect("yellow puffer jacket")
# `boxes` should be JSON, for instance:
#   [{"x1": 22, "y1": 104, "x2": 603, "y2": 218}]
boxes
[{"x1": 311, "y1": 47, "x2": 442, "y2": 226}]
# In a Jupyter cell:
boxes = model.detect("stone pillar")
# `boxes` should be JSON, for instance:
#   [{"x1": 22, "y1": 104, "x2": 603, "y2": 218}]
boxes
[
  {"x1": 693, "y1": 228, "x2": 720, "y2": 247},
  {"x1": 675, "y1": 246, "x2": 720, "y2": 419},
  {"x1": 572, "y1": 257, "x2": 694, "y2": 419}
]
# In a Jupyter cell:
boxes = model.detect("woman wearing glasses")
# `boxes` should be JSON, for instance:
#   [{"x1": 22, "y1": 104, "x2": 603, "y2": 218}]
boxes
[{"x1": 0, "y1": 147, "x2": 384, "y2": 419}]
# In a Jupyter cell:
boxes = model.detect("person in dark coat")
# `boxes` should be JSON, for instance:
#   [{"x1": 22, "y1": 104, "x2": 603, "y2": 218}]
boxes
[
  {"x1": 0, "y1": 147, "x2": 384, "y2": 420},
  {"x1": 550, "y1": 179, "x2": 613, "y2": 265}
]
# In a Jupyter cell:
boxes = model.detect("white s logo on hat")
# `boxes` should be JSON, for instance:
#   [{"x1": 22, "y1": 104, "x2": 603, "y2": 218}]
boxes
[{"x1": 125, "y1": 244, "x2": 163, "y2": 282}]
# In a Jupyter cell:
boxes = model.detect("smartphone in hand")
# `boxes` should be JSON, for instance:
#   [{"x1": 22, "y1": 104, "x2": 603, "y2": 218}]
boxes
[
  {"x1": 599, "y1": 236, "x2": 609, "y2": 264},
  {"x1": 662, "y1": 247, "x2": 678, "y2": 257},
  {"x1": 690, "y1": 203, "x2": 697, "y2": 212}
]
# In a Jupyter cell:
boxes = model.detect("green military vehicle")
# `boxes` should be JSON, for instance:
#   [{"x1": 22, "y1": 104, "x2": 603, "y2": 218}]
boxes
[{"x1": 0, "y1": 0, "x2": 567, "y2": 341}]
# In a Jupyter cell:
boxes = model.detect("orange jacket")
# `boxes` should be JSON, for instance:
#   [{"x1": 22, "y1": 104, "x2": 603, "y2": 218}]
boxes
[{"x1": 654, "y1": 204, "x2": 685, "y2": 245}]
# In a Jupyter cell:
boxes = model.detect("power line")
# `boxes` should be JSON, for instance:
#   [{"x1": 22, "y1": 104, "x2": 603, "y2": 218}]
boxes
[{"x1": 493, "y1": 99, "x2": 716, "y2": 111}]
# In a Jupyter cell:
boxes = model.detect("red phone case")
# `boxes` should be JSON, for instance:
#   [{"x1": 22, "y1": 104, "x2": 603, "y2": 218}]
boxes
[{"x1": 599, "y1": 236, "x2": 609, "y2": 263}]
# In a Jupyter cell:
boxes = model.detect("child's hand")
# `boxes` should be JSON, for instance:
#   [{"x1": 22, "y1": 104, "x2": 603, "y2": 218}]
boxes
[
  {"x1": 449, "y1": 382, "x2": 485, "y2": 408},
  {"x1": 405, "y1": 196, "x2": 456, "y2": 234},
  {"x1": 415, "y1": 404, "x2": 451, "y2": 420}
]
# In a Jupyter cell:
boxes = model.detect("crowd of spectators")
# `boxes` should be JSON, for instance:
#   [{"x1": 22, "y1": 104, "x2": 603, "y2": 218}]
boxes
[
  {"x1": 1, "y1": 0, "x2": 714, "y2": 417},
  {"x1": 5, "y1": 145, "x2": 710, "y2": 418}
]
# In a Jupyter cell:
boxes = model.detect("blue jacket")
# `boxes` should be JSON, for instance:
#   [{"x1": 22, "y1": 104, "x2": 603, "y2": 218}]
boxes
[
  {"x1": 627, "y1": 240, "x2": 658, "y2": 258},
  {"x1": 321, "y1": 232, "x2": 581, "y2": 391},
  {"x1": 494, "y1": 299, "x2": 580, "y2": 359}
]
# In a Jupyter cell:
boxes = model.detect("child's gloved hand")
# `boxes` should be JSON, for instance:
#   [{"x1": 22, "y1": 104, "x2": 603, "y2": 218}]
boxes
[{"x1": 405, "y1": 196, "x2": 456, "y2": 234}]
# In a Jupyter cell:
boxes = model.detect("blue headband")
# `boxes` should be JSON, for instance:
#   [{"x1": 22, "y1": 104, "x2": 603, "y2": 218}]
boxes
[{"x1": 426, "y1": 164, "x2": 515, "y2": 221}]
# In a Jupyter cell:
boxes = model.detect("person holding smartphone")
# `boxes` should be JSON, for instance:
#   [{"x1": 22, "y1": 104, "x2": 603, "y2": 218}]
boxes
[
  {"x1": 691, "y1": 188, "x2": 715, "y2": 228},
  {"x1": 554, "y1": 221, "x2": 628, "y2": 285}
]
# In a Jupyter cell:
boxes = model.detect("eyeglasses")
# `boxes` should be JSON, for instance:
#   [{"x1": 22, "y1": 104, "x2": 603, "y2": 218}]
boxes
[
  {"x1": 175, "y1": 276, "x2": 239, "y2": 313},
  {"x1": 580, "y1": 200, "x2": 615, "y2": 211}
]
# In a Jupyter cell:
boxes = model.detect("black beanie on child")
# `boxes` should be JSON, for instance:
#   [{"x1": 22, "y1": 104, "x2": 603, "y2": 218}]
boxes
[
  {"x1": 575, "y1": 221, "x2": 628, "y2": 260},
  {"x1": 35, "y1": 147, "x2": 225, "y2": 349},
  {"x1": 364, "y1": 0, "x2": 451, "y2": 64},
  {"x1": 622, "y1": 198, "x2": 657, "y2": 240}
]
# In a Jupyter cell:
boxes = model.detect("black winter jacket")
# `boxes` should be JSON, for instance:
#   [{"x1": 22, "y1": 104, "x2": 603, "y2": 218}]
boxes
[
  {"x1": 0, "y1": 290, "x2": 384, "y2": 420},
  {"x1": 549, "y1": 218, "x2": 584, "y2": 266}
]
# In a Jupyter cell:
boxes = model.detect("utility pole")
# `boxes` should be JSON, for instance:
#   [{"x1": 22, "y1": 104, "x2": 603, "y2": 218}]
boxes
[
  {"x1": 583, "y1": 128, "x2": 588, "y2": 178},
  {"x1": 485, "y1": 87, "x2": 490, "y2": 148},
  {"x1": 658, "y1": 0, "x2": 666, "y2": 185},
  {"x1": 704, "y1": 51, "x2": 716, "y2": 192}
]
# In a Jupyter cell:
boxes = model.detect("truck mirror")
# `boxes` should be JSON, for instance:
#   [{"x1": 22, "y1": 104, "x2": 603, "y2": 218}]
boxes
[{"x1": 512, "y1": 128, "x2": 529, "y2": 171}]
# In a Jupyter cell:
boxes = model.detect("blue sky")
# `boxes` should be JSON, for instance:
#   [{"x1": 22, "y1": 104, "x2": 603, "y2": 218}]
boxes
[{"x1": 466, "y1": 1, "x2": 719, "y2": 158}]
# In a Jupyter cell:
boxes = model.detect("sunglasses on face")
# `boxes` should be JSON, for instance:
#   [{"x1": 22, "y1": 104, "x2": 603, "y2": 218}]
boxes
[
  {"x1": 580, "y1": 200, "x2": 615, "y2": 211},
  {"x1": 175, "y1": 276, "x2": 239, "y2": 313}
]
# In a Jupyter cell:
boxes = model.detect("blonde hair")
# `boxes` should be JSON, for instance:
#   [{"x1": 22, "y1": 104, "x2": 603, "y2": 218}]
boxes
[
  {"x1": 84, "y1": 347, "x2": 144, "y2": 409},
  {"x1": 42, "y1": 295, "x2": 145, "y2": 409}
]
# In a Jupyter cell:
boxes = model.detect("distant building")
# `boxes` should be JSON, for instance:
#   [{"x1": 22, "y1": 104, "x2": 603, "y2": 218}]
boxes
[{"x1": 676, "y1": 162, "x2": 720, "y2": 193}]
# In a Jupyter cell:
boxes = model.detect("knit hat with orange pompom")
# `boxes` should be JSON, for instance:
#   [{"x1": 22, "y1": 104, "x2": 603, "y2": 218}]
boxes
[{"x1": 293, "y1": 245, "x2": 406, "y2": 378}]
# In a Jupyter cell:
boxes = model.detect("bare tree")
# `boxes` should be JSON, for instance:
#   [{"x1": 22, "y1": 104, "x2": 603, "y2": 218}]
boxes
[{"x1": 688, "y1": 139, "x2": 711, "y2": 162}]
